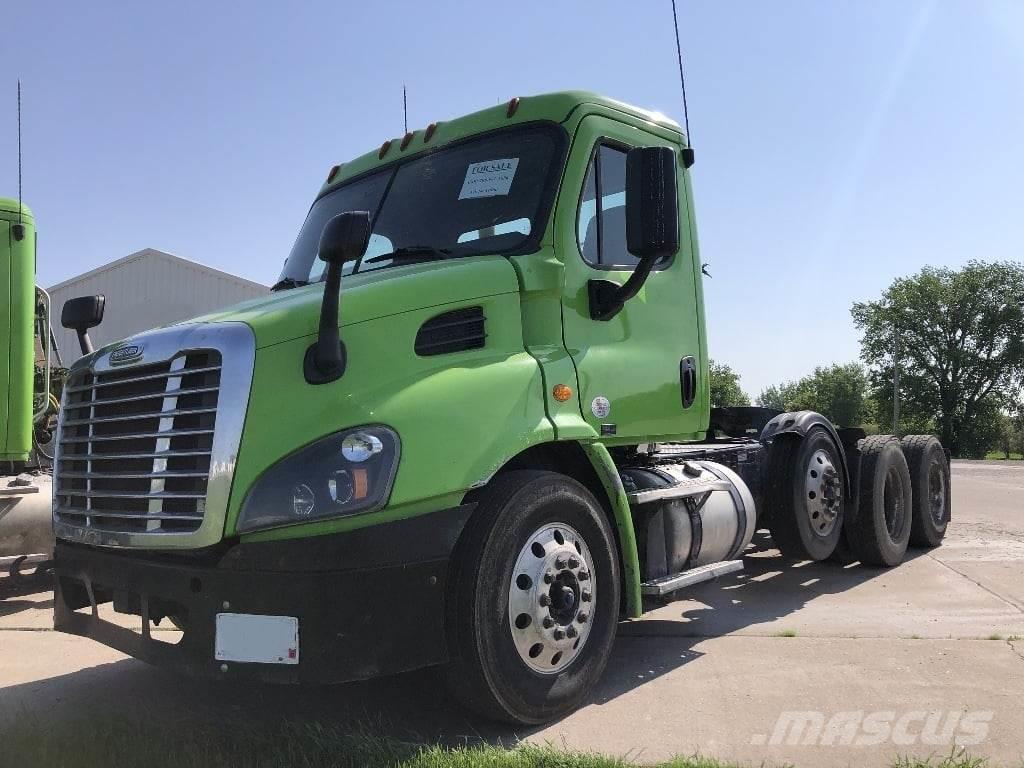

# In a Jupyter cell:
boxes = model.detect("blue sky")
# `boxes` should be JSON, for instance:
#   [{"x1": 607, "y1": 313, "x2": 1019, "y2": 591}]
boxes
[{"x1": 2, "y1": 1, "x2": 1022, "y2": 396}]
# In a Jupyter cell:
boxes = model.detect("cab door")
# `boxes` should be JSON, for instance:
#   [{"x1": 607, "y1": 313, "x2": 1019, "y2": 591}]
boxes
[{"x1": 558, "y1": 115, "x2": 705, "y2": 442}]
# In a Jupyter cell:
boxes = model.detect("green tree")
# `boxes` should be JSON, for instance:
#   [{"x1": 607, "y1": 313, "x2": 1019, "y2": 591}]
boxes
[
  {"x1": 756, "y1": 363, "x2": 869, "y2": 427},
  {"x1": 851, "y1": 260, "x2": 1024, "y2": 457},
  {"x1": 709, "y1": 360, "x2": 751, "y2": 407}
]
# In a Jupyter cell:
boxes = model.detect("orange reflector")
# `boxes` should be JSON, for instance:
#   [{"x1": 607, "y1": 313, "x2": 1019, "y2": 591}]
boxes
[
  {"x1": 506, "y1": 97, "x2": 520, "y2": 118},
  {"x1": 424, "y1": 122, "x2": 438, "y2": 142},
  {"x1": 352, "y1": 468, "x2": 369, "y2": 500},
  {"x1": 326, "y1": 164, "x2": 341, "y2": 183},
  {"x1": 378, "y1": 140, "x2": 392, "y2": 159},
  {"x1": 552, "y1": 384, "x2": 572, "y2": 402},
  {"x1": 400, "y1": 131, "x2": 415, "y2": 150}
]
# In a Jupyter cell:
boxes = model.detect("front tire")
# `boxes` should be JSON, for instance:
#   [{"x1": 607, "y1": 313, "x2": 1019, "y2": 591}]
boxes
[{"x1": 444, "y1": 470, "x2": 620, "y2": 725}]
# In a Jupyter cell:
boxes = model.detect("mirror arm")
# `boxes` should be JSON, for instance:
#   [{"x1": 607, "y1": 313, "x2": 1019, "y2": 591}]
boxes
[
  {"x1": 77, "y1": 329, "x2": 93, "y2": 356},
  {"x1": 303, "y1": 262, "x2": 346, "y2": 385},
  {"x1": 587, "y1": 255, "x2": 658, "y2": 321}
]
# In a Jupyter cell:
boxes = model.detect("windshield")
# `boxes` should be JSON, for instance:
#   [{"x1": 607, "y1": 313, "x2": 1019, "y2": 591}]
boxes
[{"x1": 279, "y1": 123, "x2": 566, "y2": 286}]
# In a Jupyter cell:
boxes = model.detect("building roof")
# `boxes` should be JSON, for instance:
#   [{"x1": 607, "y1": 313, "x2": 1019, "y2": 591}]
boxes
[{"x1": 47, "y1": 248, "x2": 267, "y2": 293}]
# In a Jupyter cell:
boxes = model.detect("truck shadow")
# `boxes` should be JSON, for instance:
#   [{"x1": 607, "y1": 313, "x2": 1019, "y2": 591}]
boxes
[{"x1": 0, "y1": 530, "x2": 916, "y2": 747}]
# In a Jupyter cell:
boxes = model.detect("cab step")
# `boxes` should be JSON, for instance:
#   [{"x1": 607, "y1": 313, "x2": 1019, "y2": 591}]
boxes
[{"x1": 640, "y1": 559, "x2": 744, "y2": 596}]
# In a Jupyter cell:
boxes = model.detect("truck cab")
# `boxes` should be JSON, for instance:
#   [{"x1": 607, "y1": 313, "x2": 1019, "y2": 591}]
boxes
[{"x1": 51, "y1": 92, "x2": 949, "y2": 725}]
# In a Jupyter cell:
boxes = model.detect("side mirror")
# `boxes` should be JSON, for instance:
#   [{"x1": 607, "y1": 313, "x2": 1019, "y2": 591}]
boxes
[
  {"x1": 589, "y1": 146, "x2": 679, "y2": 321},
  {"x1": 625, "y1": 145, "x2": 679, "y2": 261},
  {"x1": 61, "y1": 295, "x2": 105, "y2": 355},
  {"x1": 304, "y1": 211, "x2": 371, "y2": 384}
]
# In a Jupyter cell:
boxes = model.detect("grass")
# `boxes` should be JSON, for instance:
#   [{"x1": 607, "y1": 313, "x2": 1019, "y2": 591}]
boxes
[
  {"x1": 773, "y1": 629, "x2": 797, "y2": 638},
  {"x1": 0, "y1": 716, "x2": 1012, "y2": 768},
  {"x1": 0, "y1": 717, "x2": 744, "y2": 768},
  {"x1": 983, "y1": 452, "x2": 1023, "y2": 461}
]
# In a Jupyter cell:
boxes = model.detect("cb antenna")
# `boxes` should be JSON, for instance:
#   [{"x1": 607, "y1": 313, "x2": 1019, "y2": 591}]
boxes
[
  {"x1": 402, "y1": 84, "x2": 408, "y2": 135},
  {"x1": 670, "y1": 0, "x2": 695, "y2": 168},
  {"x1": 13, "y1": 79, "x2": 25, "y2": 241}
]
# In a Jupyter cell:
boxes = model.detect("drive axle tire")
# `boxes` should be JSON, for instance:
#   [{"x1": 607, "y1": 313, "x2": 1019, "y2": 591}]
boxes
[
  {"x1": 850, "y1": 436, "x2": 913, "y2": 567},
  {"x1": 443, "y1": 470, "x2": 620, "y2": 725},
  {"x1": 764, "y1": 428, "x2": 846, "y2": 561},
  {"x1": 901, "y1": 435, "x2": 950, "y2": 548}
]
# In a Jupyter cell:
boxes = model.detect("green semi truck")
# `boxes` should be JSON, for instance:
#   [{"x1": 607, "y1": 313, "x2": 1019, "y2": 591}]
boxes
[{"x1": 51, "y1": 92, "x2": 951, "y2": 724}]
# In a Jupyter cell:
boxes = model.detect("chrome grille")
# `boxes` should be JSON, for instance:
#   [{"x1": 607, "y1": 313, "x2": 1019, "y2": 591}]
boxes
[{"x1": 55, "y1": 350, "x2": 222, "y2": 534}]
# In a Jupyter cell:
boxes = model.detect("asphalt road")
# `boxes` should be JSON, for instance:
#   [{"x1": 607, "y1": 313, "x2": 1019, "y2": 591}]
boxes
[{"x1": 2, "y1": 461, "x2": 1022, "y2": 767}]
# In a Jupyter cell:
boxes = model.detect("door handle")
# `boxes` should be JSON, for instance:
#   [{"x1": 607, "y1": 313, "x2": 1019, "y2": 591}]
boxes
[{"x1": 680, "y1": 357, "x2": 697, "y2": 409}]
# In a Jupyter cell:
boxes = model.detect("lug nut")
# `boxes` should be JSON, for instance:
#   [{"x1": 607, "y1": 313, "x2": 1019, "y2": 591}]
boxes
[
  {"x1": 566, "y1": 625, "x2": 578, "y2": 638},
  {"x1": 582, "y1": 590, "x2": 592, "y2": 602},
  {"x1": 577, "y1": 612, "x2": 589, "y2": 623},
  {"x1": 542, "y1": 617, "x2": 554, "y2": 629},
  {"x1": 553, "y1": 628, "x2": 566, "y2": 640},
  {"x1": 568, "y1": 556, "x2": 580, "y2": 569},
  {"x1": 539, "y1": 594, "x2": 551, "y2": 607},
  {"x1": 555, "y1": 556, "x2": 568, "y2": 569},
  {"x1": 543, "y1": 571, "x2": 554, "y2": 584},
  {"x1": 578, "y1": 570, "x2": 590, "y2": 582}
]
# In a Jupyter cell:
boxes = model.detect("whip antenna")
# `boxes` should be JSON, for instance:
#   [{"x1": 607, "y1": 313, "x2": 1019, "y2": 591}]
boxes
[
  {"x1": 670, "y1": 0, "x2": 695, "y2": 167},
  {"x1": 12, "y1": 80, "x2": 25, "y2": 240},
  {"x1": 403, "y1": 84, "x2": 408, "y2": 135}
]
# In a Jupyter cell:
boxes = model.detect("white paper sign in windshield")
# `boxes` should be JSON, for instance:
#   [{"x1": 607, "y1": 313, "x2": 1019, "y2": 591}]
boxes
[{"x1": 459, "y1": 158, "x2": 520, "y2": 200}]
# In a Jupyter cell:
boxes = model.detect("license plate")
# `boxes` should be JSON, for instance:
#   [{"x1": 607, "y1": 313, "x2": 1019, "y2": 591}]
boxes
[{"x1": 214, "y1": 613, "x2": 299, "y2": 665}]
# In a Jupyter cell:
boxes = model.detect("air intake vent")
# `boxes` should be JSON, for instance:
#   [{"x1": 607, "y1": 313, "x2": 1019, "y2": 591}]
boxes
[{"x1": 415, "y1": 306, "x2": 486, "y2": 356}]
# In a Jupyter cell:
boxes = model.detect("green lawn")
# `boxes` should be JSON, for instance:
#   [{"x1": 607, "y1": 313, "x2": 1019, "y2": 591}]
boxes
[
  {"x1": 984, "y1": 452, "x2": 1024, "y2": 460},
  {"x1": 0, "y1": 717, "x2": 1005, "y2": 768}
]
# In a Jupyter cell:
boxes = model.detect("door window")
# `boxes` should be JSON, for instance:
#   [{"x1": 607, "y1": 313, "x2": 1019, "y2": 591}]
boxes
[{"x1": 577, "y1": 144, "x2": 637, "y2": 268}]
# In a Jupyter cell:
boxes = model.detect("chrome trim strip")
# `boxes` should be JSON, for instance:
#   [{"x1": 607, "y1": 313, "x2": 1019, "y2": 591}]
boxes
[
  {"x1": 53, "y1": 322, "x2": 256, "y2": 549},
  {"x1": 62, "y1": 386, "x2": 220, "y2": 411}
]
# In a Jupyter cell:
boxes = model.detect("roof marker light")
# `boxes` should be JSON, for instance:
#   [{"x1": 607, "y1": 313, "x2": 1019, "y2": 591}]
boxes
[
  {"x1": 326, "y1": 164, "x2": 342, "y2": 183},
  {"x1": 400, "y1": 131, "x2": 415, "y2": 151},
  {"x1": 378, "y1": 140, "x2": 393, "y2": 159},
  {"x1": 506, "y1": 97, "x2": 520, "y2": 118},
  {"x1": 424, "y1": 122, "x2": 438, "y2": 143}
]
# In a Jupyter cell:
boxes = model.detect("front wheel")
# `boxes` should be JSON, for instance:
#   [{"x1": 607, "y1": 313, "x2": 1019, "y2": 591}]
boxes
[{"x1": 444, "y1": 470, "x2": 620, "y2": 725}]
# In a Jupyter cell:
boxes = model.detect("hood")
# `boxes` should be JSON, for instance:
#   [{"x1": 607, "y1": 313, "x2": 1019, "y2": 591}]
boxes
[{"x1": 185, "y1": 254, "x2": 521, "y2": 348}]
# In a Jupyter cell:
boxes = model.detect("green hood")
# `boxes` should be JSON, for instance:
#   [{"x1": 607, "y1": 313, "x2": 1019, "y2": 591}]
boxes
[{"x1": 186, "y1": 254, "x2": 521, "y2": 348}]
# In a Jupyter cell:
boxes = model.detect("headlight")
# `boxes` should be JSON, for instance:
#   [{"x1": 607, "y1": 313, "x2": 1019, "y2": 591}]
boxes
[{"x1": 236, "y1": 425, "x2": 400, "y2": 533}]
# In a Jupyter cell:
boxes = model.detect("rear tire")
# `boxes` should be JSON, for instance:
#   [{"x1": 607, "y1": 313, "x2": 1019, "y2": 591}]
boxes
[
  {"x1": 901, "y1": 435, "x2": 950, "y2": 548},
  {"x1": 443, "y1": 470, "x2": 620, "y2": 725},
  {"x1": 850, "y1": 436, "x2": 913, "y2": 567},
  {"x1": 764, "y1": 428, "x2": 846, "y2": 561}
]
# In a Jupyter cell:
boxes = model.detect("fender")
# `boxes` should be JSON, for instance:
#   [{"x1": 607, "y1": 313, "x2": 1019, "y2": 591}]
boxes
[
  {"x1": 580, "y1": 442, "x2": 643, "y2": 618},
  {"x1": 760, "y1": 410, "x2": 854, "y2": 498}
]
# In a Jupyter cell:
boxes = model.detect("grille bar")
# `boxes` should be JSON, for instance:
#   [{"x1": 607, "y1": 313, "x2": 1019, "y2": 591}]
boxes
[
  {"x1": 64, "y1": 364, "x2": 222, "y2": 393},
  {"x1": 58, "y1": 489, "x2": 206, "y2": 500},
  {"x1": 55, "y1": 349, "x2": 221, "y2": 535},
  {"x1": 62, "y1": 386, "x2": 219, "y2": 412},
  {"x1": 61, "y1": 428, "x2": 215, "y2": 444},
  {"x1": 60, "y1": 470, "x2": 209, "y2": 480},
  {"x1": 58, "y1": 508, "x2": 206, "y2": 522}
]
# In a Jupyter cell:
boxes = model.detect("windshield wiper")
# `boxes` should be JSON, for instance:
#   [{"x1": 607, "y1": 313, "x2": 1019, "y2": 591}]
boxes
[
  {"x1": 364, "y1": 246, "x2": 454, "y2": 264},
  {"x1": 271, "y1": 277, "x2": 308, "y2": 292}
]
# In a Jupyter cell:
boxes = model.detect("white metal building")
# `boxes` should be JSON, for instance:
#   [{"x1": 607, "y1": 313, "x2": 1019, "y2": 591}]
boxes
[{"x1": 47, "y1": 249, "x2": 268, "y2": 362}]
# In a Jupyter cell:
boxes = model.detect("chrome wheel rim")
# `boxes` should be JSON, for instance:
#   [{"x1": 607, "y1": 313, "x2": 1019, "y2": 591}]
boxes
[
  {"x1": 804, "y1": 449, "x2": 842, "y2": 538},
  {"x1": 508, "y1": 523, "x2": 595, "y2": 675}
]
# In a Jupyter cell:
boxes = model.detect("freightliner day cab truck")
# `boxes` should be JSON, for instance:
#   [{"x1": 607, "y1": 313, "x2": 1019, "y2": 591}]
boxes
[{"x1": 51, "y1": 92, "x2": 952, "y2": 724}]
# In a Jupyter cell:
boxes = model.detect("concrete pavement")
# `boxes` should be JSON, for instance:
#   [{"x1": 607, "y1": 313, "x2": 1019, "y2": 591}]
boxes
[{"x1": 2, "y1": 461, "x2": 1022, "y2": 767}]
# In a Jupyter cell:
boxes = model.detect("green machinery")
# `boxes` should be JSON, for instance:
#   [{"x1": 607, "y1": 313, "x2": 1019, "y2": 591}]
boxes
[{"x1": 49, "y1": 93, "x2": 952, "y2": 724}]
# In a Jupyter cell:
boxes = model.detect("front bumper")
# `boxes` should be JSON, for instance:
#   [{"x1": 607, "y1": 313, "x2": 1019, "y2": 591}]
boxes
[{"x1": 53, "y1": 504, "x2": 474, "y2": 684}]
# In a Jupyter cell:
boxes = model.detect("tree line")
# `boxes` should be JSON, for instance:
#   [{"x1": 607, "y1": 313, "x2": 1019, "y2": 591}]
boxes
[{"x1": 709, "y1": 260, "x2": 1024, "y2": 459}]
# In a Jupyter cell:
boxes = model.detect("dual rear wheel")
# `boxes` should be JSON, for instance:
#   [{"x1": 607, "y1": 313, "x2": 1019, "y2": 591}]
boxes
[{"x1": 767, "y1": 430, "x2": 949, "y2": 566}]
